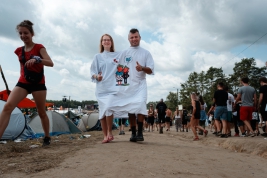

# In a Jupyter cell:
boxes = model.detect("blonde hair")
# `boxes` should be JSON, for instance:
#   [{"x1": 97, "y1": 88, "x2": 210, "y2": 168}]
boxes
[{"x1": 99, "y1": 34, "x2": 115, "y2": 53}]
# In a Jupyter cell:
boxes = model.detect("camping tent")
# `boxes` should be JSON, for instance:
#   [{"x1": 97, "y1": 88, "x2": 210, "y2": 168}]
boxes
[
  {"x1": 29, "y1": 111, "x2": 71, "y2": 137},
  {"x1": 77, "y1": 112, "x2": 118, "y2": 131},
  {"x1": 78, "y1": 112, "x2": 100, "y2": 131},
  {"x1": 0, "y1": 100, "x2": 27, "y2": 140},
  {"x1": 29, "y1": 111, "x2": 82, "y2": 137}
]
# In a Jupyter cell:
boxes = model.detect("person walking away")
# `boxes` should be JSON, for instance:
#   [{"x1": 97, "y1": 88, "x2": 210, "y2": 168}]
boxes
[
  {"x1": 225, "y1": 86, "x2": 235, "y2": 137},
  {"x1": 147, "y1": 104, "x2": 155, "y2": 132},
  {"x1": 0, "y1": 20, "x2": 54, "y2": 146},
  {"x1": 156, "y1": 99, "x2": 167, "y2": 134},
  {"x1": 234, "y1": 77, "x2": 256, "y2": 137},
  {"x1": 213, "y1": 82, "x2": 228, "y2": 138},
  {"x1": 258, "y1": 77, "x2": 267, "y2": 137},
  {"x1": 165, "y1": 107, "x2": 172, "y2": 131},
  {"x1": 118, "y1": 118, "x2": 127, "y2": 135},
  {"x1": 181, "y1": 107, "x2": 188, "y2": 132},
  {"x1": 190, "y1": 93, "x2": 208, "y2": 141},
  {"x1": 199, "y1": 95, "x2": 207, "y2": 135}
]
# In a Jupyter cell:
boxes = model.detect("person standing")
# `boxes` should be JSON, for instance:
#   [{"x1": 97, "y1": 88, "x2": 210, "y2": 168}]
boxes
[
  {"x1": 174, "y1": 107, "x2": 182, "y2": 132},
  {"x1": 147, "y1": 104, "x2": 155, "y2": 132},
  {"x1": 0, "y1": 20, "x2": 54, "y2": 146},
  {"x1": 111, "y1": 28, "x2": 154, "y2": 142},
  {"x1": 118, "y1": 118, "x2": 127, "y2": 135},
  {"x1": 225, "y1": 86, "x2": 235, "y2": 136},
  {"x1": 258, "y1": 77, "x2": 267, "y2": 137},
  {"x1": 90, "y1": 34, "x2": 120, "y2": 143},
  {"x1": 213, "y1": 82, "x2": 228, "y2": 138},
  {"x1": 156, "y1": 99, "x2": 167, "y2": 134},
  {"x1": 190, "y1": 93, "x2": 208, "y2": 140},
  {"x1": 198, "y1": 95, "x2": 207, "y2": 135},
  {"x1": 181, "y1": 107, "x2": 188, "y2": 132},
  {"x1": 234, "y1": 77, "x2": 256, "y2": 137},
  {"x1": 165, "y1": 107, "x2": 172, "y2": 131}
]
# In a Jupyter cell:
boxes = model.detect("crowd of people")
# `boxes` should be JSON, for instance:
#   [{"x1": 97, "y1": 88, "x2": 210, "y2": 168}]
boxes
[{"x1": 114, "y1": 77, "x2": 267, "y2": 142}]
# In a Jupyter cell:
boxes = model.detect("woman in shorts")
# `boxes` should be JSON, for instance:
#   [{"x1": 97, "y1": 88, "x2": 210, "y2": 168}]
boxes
[
  {"x1": 190, "y1": 93, "x2": 208, "y2": 140},
  {"x1": 0, "y1": 20, "x2": 54, "y2": 146}
]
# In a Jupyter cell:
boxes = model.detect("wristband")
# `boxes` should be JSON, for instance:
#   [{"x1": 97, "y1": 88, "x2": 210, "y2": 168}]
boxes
[{"x1": 33, "y1": 56, "x2": 42, "y2": 63}]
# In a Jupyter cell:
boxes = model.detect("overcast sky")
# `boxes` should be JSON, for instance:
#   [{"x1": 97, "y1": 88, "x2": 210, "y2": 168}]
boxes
[{"x1": 0, "y1": 0, "x2": 267, "y2": 103}]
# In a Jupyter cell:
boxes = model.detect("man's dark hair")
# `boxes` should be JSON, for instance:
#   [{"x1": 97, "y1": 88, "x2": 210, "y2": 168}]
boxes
[
  {"x1": 241, "y1": 77, "x2": 249, "y2": 83},
  {"x1": 218, "y1": 82, "x2": 224, "y2": 88},
  {"x1": 259, "y1": 77, "x2": 267, "y2": 83},
  {"x1": 129, "y1": 28, "x2": 139, "y2": 34}
]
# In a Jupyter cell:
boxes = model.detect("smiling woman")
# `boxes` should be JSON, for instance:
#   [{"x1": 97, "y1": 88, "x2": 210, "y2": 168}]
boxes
[{"x1": 0, "y1": 20, "x2": 54, "y2": 146}]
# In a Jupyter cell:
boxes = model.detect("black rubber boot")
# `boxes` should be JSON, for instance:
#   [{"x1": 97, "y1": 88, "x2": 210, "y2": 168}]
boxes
[
  {"x1": 136, "y1": 122, "x2": 144, "y2": 141},
  {"x1": 130, "y1": 126, "x2": 137, "y2": 142}
]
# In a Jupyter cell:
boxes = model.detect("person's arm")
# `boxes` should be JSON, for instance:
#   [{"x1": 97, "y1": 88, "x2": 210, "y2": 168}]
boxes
[
  {"x1": 26, "y1": 48, "x2": 53, "y2": 67},
  {"x1": 191, "y1": 101, "x2": 196, "y2": 119},
  {"x1": 136, "y1": 61, "x2": 152, "y2": 74},
  {"x1": 234, "y1": 94, "x2": 241, "y2": 105},
  {"x1": 253, "y1": 93, "x2": 257, "y2": 108},
  {"x1": 258, "y1": 93, "x2": 263, "y2": 110}
]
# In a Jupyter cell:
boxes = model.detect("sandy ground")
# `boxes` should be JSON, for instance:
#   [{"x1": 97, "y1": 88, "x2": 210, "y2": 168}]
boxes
[{"x1": 1, "y1": 127, "x2": 267, "y2": 178}]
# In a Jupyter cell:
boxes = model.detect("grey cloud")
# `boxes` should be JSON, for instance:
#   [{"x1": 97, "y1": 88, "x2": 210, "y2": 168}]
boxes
[{"x1": 0, "y1": 0, "x2": 36, "y2": 39}]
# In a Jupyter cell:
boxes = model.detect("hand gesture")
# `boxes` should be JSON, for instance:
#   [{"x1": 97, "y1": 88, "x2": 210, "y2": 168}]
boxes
[
  {"x1": 136, "y1": 61, "x2": 143, "y2": 72},
  {"x1": 97, "y1": 72, "x2": 103, "y2": 81}
]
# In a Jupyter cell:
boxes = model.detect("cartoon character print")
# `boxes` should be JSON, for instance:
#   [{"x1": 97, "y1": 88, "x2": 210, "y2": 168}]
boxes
[
  {"x1": 122, "y1": 66, "x2": 130, "y2": 85},
  {"x1": 115, "y1": 64, "x2": 124, "y2": 85}
]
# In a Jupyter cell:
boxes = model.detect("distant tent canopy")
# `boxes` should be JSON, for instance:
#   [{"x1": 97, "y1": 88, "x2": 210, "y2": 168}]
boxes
[{"x1": 0, "y1": 90, "x2": 53, "y2": 108}]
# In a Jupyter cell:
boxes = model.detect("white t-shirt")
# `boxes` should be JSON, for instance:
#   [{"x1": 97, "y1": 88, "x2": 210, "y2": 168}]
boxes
[
  {"x1": 110, "y1": 46, "x2": 155, "y2": 117},
  {"x1": 227, "y1": 93, "x2": 234, "y2": 111}
]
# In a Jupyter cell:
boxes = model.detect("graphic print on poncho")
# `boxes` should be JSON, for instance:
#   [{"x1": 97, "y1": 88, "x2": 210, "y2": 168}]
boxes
[{"x1": 115, "y1": 65, "x2": 130, "y2": 86}]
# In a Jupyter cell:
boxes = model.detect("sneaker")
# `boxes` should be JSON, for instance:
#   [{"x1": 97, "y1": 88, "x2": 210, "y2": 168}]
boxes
[
  {"x1": 227, "y1": 133, "x2": 231, "y2": 137},
  {"x1": 119, "y1": 131, "x2": 123, "y2": 135},
  {"x1": 213, "y1": 131, "x2": 217, "y2": 135},
  {"x1": 42, "y1": 137, "x2": 51, "y2": 146},
  {"x1": 241, "y1": 132, "x2": 246, "y2": 137},
  {"x1": 234, "y1": 133, "x2": 240, "y2": 137},
  {"x1": 261, "y1": 133, "x2": 267, "y2": 137},
  {"x1": 129, "y1": 134, "x2": 137, "y2": 142},
  {"x1": 248, "y1": 132, "x2": 255, "y2": 137},
  {"x1": 122, "y1": 131, "x2": 125, "y2": 135},
  {"x1": 136, "y1": 135, "x2": 144, "y2": 141},
  {"x1": 220, "y1": 134, "x2": 228, "y2": 138},
  {"x1": 198, "y1": 132, "x2": 203, "y2": 135},
  {"x1": 216, "y1": 132, "x2": 222, "y2": 136}
]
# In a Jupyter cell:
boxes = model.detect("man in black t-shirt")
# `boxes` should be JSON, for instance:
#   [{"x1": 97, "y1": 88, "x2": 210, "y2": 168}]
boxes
[
  {"x1": 156, "y1": 98, "x2": 167, "y2": 134},
  {"x1": 213, "y1": 82, "x2": 228, "y2": 138},
  {"x1": 258, "y1": 77, "x2": 267, "y2": 136}
]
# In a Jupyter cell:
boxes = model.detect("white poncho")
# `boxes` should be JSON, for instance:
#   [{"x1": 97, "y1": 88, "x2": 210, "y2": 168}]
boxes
[{"x1": 90, "y1": 51, "x2": 121, "y2": 119}]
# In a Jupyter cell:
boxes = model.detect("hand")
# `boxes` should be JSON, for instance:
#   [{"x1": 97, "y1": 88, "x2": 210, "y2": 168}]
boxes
[
  {"x1": 25, "y1": 59, "x2": 36, "y2": 68},
  {"x1": 97, "y1": 72, "x2": 103, "y2": 81},
  {"x1": 136, "y1": 61, "x2": 143, "y2": 72}
]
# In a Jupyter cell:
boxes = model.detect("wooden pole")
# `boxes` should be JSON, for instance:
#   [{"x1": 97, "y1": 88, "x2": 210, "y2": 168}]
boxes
[{"x1": 0, "y1": 65, "x2": 10, "y2": 95}]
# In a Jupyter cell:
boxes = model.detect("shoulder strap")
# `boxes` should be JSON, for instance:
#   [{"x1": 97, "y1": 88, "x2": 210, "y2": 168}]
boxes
[{"x1": 21, "y1": 46, "x2": 26, "y2": 64}]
